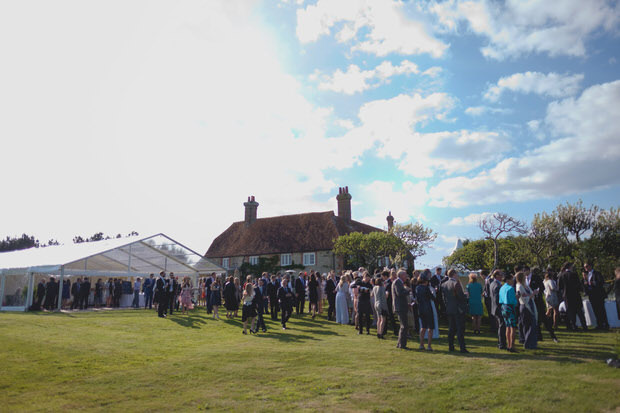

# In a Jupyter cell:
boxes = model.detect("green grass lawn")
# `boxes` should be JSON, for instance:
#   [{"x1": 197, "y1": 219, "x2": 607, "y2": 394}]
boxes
[{"x1": 1, "y1": 309, "x2": 619, "y2": 412}]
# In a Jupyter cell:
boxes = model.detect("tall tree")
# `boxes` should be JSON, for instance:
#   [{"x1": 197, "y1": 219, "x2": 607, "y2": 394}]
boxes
[
  {"x1": 528, "y1": 211, "x2": 563, "y2": 268},
  {"x1": 554, "y1": 199, "x2": 599, "y2": 264},
  {"x1": 479, "y1": 213, "x2": 527, "y2": 270},
  {"x1": 391, "y1": 222, "x2": 437, "y2": 270}
]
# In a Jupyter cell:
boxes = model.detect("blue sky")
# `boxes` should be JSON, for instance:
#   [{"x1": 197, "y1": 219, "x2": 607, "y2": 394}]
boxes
[{"x1": 1, "y1": 0, "x2": 619, "y2": 268}]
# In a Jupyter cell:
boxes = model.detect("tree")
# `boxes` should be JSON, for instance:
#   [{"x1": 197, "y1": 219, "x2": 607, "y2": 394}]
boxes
[
  {"x1": 0, "y1": 234, "x2": 38, "y2": 252},
  {"x1": 391, "y1": 223, "x2": 437, "y2": 270},
  {"x1": 528, "y1": 211, "x2": 563, "y2": 268},
  {"x1": 479, "y1": 213, "x2": 527, "y2": 270},
  {"x1": 554, "y1": 199, "x2": 599, "y2": 265},
  {"x1": 332, "y1": 231, "x2": 404, "y2": 271},
  {"x1": 73, "y1": 231, "x2": 139, "y2": 244},
  {"x1": 443, "y1": 239, "x2": 490, "y2": 271}
]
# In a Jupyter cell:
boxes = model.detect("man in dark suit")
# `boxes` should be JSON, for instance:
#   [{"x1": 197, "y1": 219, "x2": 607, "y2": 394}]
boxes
[
  {"x1": 392, "y1": 269, "x2": 410, "y2": 349},
  {"x1": 583, "y1": 262, "x2": 609, "y2": 330},
  {"x1": 79, "y1": 277, "x2": 91, "y2": 310},
  {"x1": 482, "y1": 270, "x2": 496, "y2": 333},
  {"x1": 442, "y1": 269, "x2": 468, "y2": 353},
  {"x1": 489, "y1": 270, "x2": 506, "y2": 349},
  {"x1": 431, "y1": 267, "x2": 445, "y2": 316},
  {"x1": 558, "y1": 262, "x2": 587, "y2": 331},
  {"x1": 325, "y1": 273, "x2": 337, "y2": 321},
  {"x1": 278, "y1": 278, "x2": 294, "y2": 329},
  {"x1": 167, "y1": 273, "x2": 178, "y2": 315},
  {"x1": 71, "y1": 277, "x2": 81, "y2": 310},
  {"x1": 254, "y1": 278, "x2": 267, "y2": 332},
  {"x1": 294, "y1": 272, "x2": 306, "y2": 315},
  {"x1": 35, "y1": 279, "x2": 46, "y2": 309},
  {"x1": 267, "y1": 274, "x2": 280, "y2": 320},
  {"x1": 205, "y1": 273, "x2": 214, "y2": 314},
  {"x1": 155, "y1": 271, "x2": 167, "y2": 318},
  {"x1": 44, "y1": 277, "x2": 57, "y2": 310}
]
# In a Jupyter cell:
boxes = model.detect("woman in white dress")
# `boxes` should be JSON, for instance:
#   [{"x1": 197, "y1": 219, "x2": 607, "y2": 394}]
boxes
[
  {"x1": 335, "y1": 273, "x2": 351, "y2": 325},
  {"x1": 544, "y1": 270, "x2": 560, "y2": 328},
  {"x1": 318, "y1": 273, "x2": 325, "y2": 314}
]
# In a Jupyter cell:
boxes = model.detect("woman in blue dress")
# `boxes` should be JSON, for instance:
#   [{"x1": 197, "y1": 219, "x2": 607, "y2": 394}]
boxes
[
  {"x1": 466, "y1": 273, "x2": 483, "y2": 335},
  {"x1": 335, "y1": 273, "x2": 351, "y2": 325}
]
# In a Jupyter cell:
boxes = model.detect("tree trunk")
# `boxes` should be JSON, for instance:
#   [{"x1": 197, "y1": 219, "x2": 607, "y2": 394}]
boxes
[{"x1": 493, "y1": 239, "x2": 499, "y2": 270}]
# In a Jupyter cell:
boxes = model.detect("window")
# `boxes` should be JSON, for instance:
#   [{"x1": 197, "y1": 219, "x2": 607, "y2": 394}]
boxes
[
  {"x1": 222, "y1": 258, "x2": 229, "y2": 269},
  {"x1": 303, "y1": 252, "x2": 316, "y2": 266},
  {"x1": 280, "y1": 253, "x2": 292, "y2": 266},
  {"x1": 249, "y1": 256, "x2": 259, "y2": 265}
]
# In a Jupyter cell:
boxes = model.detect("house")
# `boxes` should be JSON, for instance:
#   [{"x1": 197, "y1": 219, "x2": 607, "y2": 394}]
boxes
[{"x1": 204, "y1": 187, "x2": 394, "y2": 273}]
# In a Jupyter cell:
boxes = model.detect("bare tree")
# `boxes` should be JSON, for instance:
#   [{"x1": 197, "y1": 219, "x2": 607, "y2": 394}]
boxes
[
  {"x1": 479, "y1": 213, "x2": 527, "y2": 270},
  {"x1": 391, "y1": 222, "x2": 437, "y2": 270}
]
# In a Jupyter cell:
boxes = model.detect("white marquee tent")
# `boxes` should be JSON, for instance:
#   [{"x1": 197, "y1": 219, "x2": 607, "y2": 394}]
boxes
[{"x1": 0, "y1": 233, "x2": 225, "y2": 311}]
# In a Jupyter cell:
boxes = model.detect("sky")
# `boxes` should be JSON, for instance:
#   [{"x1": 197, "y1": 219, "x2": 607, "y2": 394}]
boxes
[{"x1": 1, "y1": 0, "x2": 619, "y2": 268}]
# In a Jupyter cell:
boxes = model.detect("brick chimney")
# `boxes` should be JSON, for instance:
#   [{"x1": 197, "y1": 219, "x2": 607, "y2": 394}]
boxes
[
  {"x1": 387, "y1": 211, "x2": 394, "y2": 230},
  {"x1": 244, "y1": 196, "x2": 259, "y2": 226},
  {"x1": 336, "y1": 186, "x2": 352, "y2": 221}
]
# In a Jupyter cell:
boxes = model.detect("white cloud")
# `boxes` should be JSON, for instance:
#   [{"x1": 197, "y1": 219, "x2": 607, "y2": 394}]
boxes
[
  {"x1": 0, "y1": 0, "x2": 339, "y2": 250},
  {"x1": 326, "y1": 91, "x2": 511, "y2": 179},
  {"x1": 484, "y1": 72, "x2": 584, "y2": 102},
  {"x1": 355, "y1": 180, "x2": 428, "y2": 229},
  {"x1": 430, "y1": 0, "x2": 620, "y2": 59},
  {"x1": 313, "y1": 60, "x2": 419, "y2": 94},
  {"x1": 297, "y1": 0, "x2": 448, "y2": 57},
  {"x1": 430, "y1": 80, "x2": 620, "y2": 207},
  {"x1": 313, "y1": 60, "x2": 441, "y2": 94},
  {"x1": 449, "y1": 212, "x2": 493, "y2": 226},
  {"x1": 465, "y1": 106, "x2": 511, "y2": 116}
]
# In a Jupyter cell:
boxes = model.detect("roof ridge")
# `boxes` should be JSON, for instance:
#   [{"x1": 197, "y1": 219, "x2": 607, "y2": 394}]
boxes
[{"x1": 229, "y1": 210, "x2": 334, "y2": 224}]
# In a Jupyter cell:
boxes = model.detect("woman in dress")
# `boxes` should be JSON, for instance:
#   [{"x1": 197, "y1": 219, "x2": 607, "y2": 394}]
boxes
[
  {"x1": 308, "y1": 273, "x2": 319, "y2": 319},
  {"x1": 223, "y1": 276, "x2": 237, "y2": 319},
  {"x1": 180, "y1": 277, "x2": 194, "y2": 315},
  {"x1": 210, "y1": 277, "x2": 222, "y2": 319},
  {"x1": 62, "y1": 280, "x2": 71, "y2": 309},
  {"x1": 241, "y1": 283, "x2": 257, "y2": 334},
  {"x1": 416, "y1": 273, "x2": 434, "y2": 351},
  {"x1": 317, "y1": 274, "x2": 325, "y2": 314},
  {"x1": 516, "y1": 271, "x2": 538, "y2": 350},
  {"x1": 350, "y1": 275, "x2": 359, "y2": 327},
  {"x1": 335, "y1": 273, "x2": 351, "y2": 325},
  {"x1": 543, "y1": 270, "x2": 560, "y2": 328},
  {"x1": 372, "y1": 277, "x2": 388, "y2": 339},
  {"x1": 499, "y1": 273, "x2": 518, "y2": 352},
  {"x1": 467, "y1": 273, "x2": 483, "y2": 334}
]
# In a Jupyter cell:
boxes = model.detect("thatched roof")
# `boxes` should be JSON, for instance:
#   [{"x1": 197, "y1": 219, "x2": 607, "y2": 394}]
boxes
[{"x1": 205, "y1": 211, "x2": 382, "y2": 258}]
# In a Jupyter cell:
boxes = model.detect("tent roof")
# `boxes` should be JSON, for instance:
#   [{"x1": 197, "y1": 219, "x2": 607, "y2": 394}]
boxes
[{"x1": 0, "y1": 233, "x2": 225, "y2": 276}]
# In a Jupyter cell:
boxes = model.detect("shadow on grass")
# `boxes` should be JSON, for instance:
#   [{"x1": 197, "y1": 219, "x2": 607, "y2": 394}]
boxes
[
  {"x1": 252, "y1": 331, "x2": 321, "y2": 343},
  {"x1": 166, "y1": 313, "x2": 208, "y2": 329}
]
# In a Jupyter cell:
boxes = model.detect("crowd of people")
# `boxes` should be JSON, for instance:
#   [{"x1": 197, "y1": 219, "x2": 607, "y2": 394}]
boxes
[
  {"x1": 186, "y1": 262, "x2": 619, "y2": 352},
  {"x1": 30, "y1": 262, "x2": 620, "y2": 353}
]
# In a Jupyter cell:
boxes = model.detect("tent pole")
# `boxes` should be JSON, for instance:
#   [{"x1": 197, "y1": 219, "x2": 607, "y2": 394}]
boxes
[
  {"x1": 57, "y1": 266, "x2": 64, "y2": 312},
  {"x1": 0, "y1": 270, "x2": 4, "y2": 311},
  {"x1": 26, "y1": 269, "x2": 34, "y2": 309}
]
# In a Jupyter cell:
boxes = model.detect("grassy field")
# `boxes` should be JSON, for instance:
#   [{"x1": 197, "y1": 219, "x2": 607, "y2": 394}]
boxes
[{"x1": 0, "y1": 309, "x2": 619, "y2": 412}]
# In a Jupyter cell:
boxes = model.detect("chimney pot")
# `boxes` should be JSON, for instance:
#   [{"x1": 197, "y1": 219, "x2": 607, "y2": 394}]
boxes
[
  {"x1": 336, "y1": 185, "x2": 352, "y2": 221},
  {"x1": 243, "y1": 196, "x2": 259, "y2": 226}
]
